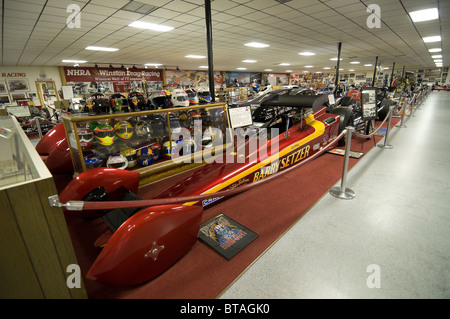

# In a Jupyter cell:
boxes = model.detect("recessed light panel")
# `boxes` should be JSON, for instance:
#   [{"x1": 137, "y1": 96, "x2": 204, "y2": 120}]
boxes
[
  {"x1": 85, "y1": 46, "x2": 119, "y2": 52},
  {"x1": 62, "y1": 59, "x2": 87, "y2": 63},
  {"x1": 299, "y1": 52, "x2": 316, "y2": 56},
  {"x1": 242, "y1": 60, "x2": 257, "y2": 63},
  {"x1": 244, "y1": 42, "x2": 269, "y2": 48},
  {"x1": 185, "y1": 55, "x2": 206, "y2": 59},
  {"x1": 129, "y1": 21, "x2": 174, "y2": 32},
  {"x1": 429, "y1": 48, "x2": 442, "y2": 52},
  {"x1": 409, "y1": 8, "x2": 438, "y2": 22},
  {"x1": 423, "y1": 36, "x2": 441, "y2": 43}
]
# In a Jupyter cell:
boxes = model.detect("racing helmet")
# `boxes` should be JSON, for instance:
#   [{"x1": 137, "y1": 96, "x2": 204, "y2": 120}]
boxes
[
  {"x1": 78, "y1": 127, "x2": 93, "y2": 150},
  {"x1": 120, "y1": 148, "x2": 137, "y2": 168},
  {"x1": 94, "y1": 124, "x2": 116, "y2": 146},
  {"x1": 171, "y1": 89, "x2": 189, "y2": 107},
  {"x1": 84, "y1": 153, "x2": 104, "y2": 170},
  {"x1": 185, "y1": 88, "x2": 199, "y2": 105},
  {"x1": 162, "y1": 140, "x2": 177, "y2": 159},
  {"x1": 149, "y1": 92, "x2": 169, "y2": 109},
  {"x1": 136, "y1": 145, "x2": 154, "y2": 167},
  {"x1": 150, "y1": 143, "x2": 162, "y2": 161},
  {"x1": 198, "y1": 89, "x2": 211, "y2": 104},
  {"x1": 114, "y1": 121, "x2": 134, "y2": 141},
  {"x1": 135, "y1": 120, "x2": 153, "y2": 139},
  {"x1": 106, "y1": 154, "x2": 128, "y2": 170}
]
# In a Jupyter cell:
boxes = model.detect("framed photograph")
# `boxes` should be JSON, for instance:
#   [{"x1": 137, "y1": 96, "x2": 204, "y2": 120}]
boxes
[
  {"x1": 7, "y1": 78, "x2": 30, "y2": 92},
  {"x1": 198, "y1": 213, "x2": 258, "y2": 260},
  {"x1": 0, "y1": 94, "x2": 12, "y2": 105},
  {"x1": 0, "y1": 80, "x2": 8, "y2": 94},
  {"x1": 360, "y1": 87, "x2": 378, "y2": 121},
  {"x1": 10, "y1": 92, "x2": 27, "y2": 102}
]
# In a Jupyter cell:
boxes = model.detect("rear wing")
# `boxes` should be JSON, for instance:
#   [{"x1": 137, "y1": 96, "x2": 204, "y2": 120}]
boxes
[{"x1": 260, "y1": 94, "x2": 328, "y2": 112}]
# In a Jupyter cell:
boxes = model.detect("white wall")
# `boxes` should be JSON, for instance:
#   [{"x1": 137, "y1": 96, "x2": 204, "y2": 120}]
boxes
[{"x1": 0, "y1": 66, "x2": 63, "y2": 106}]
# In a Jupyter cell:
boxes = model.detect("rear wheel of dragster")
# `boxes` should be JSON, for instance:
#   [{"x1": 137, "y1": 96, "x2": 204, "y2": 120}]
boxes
[{"x1": 328, "y1": 106, "x2": 354, "y2": 146}]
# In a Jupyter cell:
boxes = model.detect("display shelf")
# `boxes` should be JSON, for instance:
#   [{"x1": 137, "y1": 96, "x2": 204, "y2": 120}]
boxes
[
  {"x1": 62, "y1": 103, "x2": 232, "y2": 184},
  {"x1": 0, "y1": 115, "x2": 87, "y2": 298}
]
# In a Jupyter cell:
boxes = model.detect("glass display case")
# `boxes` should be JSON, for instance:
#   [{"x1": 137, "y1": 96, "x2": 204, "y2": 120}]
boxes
[
  {"x1": 61, "y1": 103, "x2": 231, "y2": 180},
  {"x1": 0, "y1": 116, "x2": 46, "y2": 188}
]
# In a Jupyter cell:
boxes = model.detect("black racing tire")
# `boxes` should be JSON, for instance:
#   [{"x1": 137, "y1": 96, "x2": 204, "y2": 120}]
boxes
[
  {"x1": 377, "y1": 98, "x2": 391, "y2": 121},
  {"x1": 328, "y1": 106, "x2": 354, "y2": 146}
]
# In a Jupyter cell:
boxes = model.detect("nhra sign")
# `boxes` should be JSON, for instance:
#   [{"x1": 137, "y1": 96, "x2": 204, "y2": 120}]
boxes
[{"x1": 63, "y1": 66, "x2": 162, "y2": 82}]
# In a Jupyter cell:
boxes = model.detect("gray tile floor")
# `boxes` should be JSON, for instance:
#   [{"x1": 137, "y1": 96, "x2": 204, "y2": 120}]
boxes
[{"x1": 220, "y1": 91, "x2": 450, "y2": 299}]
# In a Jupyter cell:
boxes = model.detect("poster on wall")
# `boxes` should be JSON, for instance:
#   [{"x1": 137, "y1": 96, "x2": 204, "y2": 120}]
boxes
[
  {"x1": 224, "y1": 71, "x2": 261, "y2": 87},
  {"x1": 263, "y1": 73, "x2": 289, "y2": 86},
  {"x1": 360, "y1": 87, "x2": 377, "y2": 121},
  {"x1": 198, "y1": 213, "x2": 258, "y2": 260},
  {"x1": 0, "y1": 80, "x2": 7, "y2": 94},
  {"x1": 6, "y1": 79, "x2": 29, "y2": 92},
  {"x1": 165, "y1": 69, "x2": 222, "y2": 89}
]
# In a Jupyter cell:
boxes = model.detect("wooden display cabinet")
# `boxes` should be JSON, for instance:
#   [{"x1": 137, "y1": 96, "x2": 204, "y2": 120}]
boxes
[{"x1": 0, "y1": 116, "x2": 87, "y2": 298}]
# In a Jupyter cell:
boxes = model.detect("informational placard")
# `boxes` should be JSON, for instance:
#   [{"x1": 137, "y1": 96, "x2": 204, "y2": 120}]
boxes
[
  {"x1": 62, "y1": 85, "x2": 74, "y2": 100},
  {"x1": 328, "y1": 94, "x2": 335, "y2": 106},
  {"x1": 6, "y1": 106, "x2": 31, "y2": 117},
  {"x1": 360, "y1": 87, "x2": 377, "y2": 120},
  {"x1": 228, "y1": 106, "x2": 253, "y2": 128}
]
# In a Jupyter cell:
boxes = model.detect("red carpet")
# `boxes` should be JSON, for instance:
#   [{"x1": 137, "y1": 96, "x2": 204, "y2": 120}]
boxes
[{"x1": 62, "y1": 117, "x2": 400, "y2": 299}]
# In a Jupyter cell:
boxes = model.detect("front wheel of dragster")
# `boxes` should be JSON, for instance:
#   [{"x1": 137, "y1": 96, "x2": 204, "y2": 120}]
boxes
[{"x1": 328, "y1": 106, "x2": 354, "y2": 146}]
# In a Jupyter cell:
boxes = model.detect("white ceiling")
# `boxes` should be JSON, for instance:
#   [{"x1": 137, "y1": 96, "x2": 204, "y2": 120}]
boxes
[{"x1": 1, "y1": 0, "x2": 448, "y2": 74}]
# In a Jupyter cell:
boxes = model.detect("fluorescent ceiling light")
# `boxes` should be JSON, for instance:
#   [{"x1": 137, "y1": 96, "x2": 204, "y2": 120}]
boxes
[
  {"x1": 409, "y1": 8, "x2": 438, "y2": 22},
  {"x1": 185, "y1": 55, "x2": 206, "y2": 59},
  {"x1": 339, "y1": 68, "x2": 344, "y2": 71},
  {"x1": 315, "y1": 71, "x2": 322, "y2": 74},
  {"x1": 323, "y1": 67, "x2": 331, "y2": 69},
  {"x1": 423, "y1": 36, "x2": 441, "y2": 43},
  {"x1": 431, "y1": 55, "x2": 443, "y2": 58},
  {"x1": 199, "y1": 65, "x2": 208, "y2": 68},
  {"x1": 242, "y1": 59, "x2": 257, "y2": 63},
  {"x1": 434, "y1": 59, "x2": 443, "y2": 62},
  {"x1": 349, "y1": 69, "x2": 355, "y2": 72},
  {"x1": 350, "y1": 61, "x2": 360, "y2": 64},
  {"x1": 264, "y1": 69, "x2": 273, "y2": 71},
  {"x1": 429, "y1": 48, "x2": 442, "y2": 52},
  {"x1": 436, "y1": 64, "x2": 443, "y2": 67},
  {"x1": 244, "y1": 42, "x2": 269, "y2": 48},
  {"x1": 304, "y1": 65, "x2": 314, "y2": 68},
  {"x1": 278, "y1": 63, "x2": 290, "y2": 66},
  {"x1": 85, "y1": 46, "x2": 118, "y2": 52},
  {"x1": 286, "y1": 70, "x2": 293, "y2": 72},
  {"x1": 145, "y1": 63, "x2": 162, "y2": 66},
  {"x1": 237, "y1": 67, "x2": 247, "y2": 70},
  {"x1": 62, "y1": 59, "x2": 87, "y2": 63},
  {"x1": 364, "y1": 64, "x2": 373, "y2": 66},
  {"x1": 383, "y1": 67, "x2": 389, "y2": 69},
  {"x1": 128, "y1": 21, "x2": 174, "y2": 32},
  {"x1": 299, "y1": 52, "x2": 316, "y2": 56},
  {"x1": 330, "y1": 58, "x2": 343, "y2": 61}
]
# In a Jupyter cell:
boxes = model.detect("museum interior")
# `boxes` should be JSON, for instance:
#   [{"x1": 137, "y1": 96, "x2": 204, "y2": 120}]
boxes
[{"x1": 0, "y1": 0, "x2": 449, "y2": 302}]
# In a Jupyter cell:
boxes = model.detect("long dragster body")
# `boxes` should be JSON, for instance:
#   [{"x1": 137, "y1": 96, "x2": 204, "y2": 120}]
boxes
[{"x1": 55, "y1": 94, "x2": 350, "y2": 286}]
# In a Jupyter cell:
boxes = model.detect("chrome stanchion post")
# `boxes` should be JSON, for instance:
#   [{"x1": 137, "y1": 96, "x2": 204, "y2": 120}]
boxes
[
  {"x1": 330, "y1": 127, "x2": 356, "y2": 200},
  {"x1": 377, "y1": 104, "x2": 394, "y2": 149},
  {"x1": 396, "y1": 96, "x2": 407, "y2": 128},
  {"x1": 34, "y1": 116, "x2": 43, "y2": 139}
]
